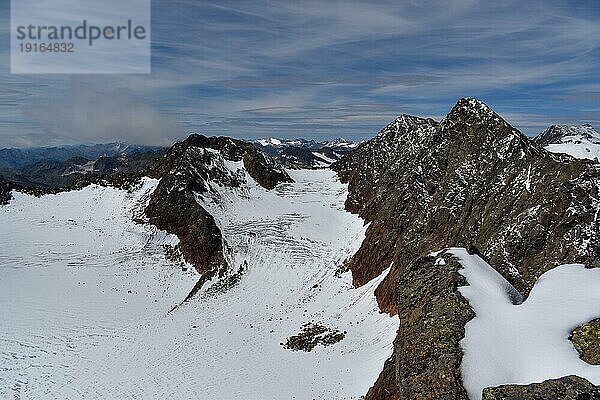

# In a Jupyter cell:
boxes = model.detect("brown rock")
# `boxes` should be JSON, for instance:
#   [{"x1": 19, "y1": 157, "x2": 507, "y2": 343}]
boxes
[{"x1": 570, "y1": 318, "x2": 600, "y2": 365}]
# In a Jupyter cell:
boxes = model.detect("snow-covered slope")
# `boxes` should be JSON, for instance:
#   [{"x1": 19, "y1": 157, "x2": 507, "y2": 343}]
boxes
[
  {"x1": 534, "y1": 124, "x2": 600, "y2": 161},
  {"x1": 444, "y1": 248, "x2": 600, "y2": 400},
  {"x1": 0, "y1": 179, "x2": 198, "y2": 399},
  {"x1": 0, "y1": 167, "x2": 397, "y2": 399}
]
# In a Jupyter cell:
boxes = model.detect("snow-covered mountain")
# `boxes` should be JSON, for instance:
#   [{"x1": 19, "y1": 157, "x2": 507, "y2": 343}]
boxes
[
  {"x1": 255, "y1": 137, "x2": 358, "y2": 151},
  {"x1": 534, "y1": 124, "x2": 600, "y2": 161},
  {"x1": 1, "y1": 101, "x2": 599, "y2": 400},
  {"x1": 253, "y1": 137, "x2": 358, "y2": 169}
]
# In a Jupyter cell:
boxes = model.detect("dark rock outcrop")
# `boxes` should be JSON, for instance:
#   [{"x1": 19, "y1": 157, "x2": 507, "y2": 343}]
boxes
[
  {"x1": 482, "y1": 375, "x2": 600, "y2": 400},
  {"x1": 145, "y1": 134, "x2": 292, "y2": 278},
  {"x1": 283, "y1": 322, "x2": 345, "y2": 352},
  {"x1": 333, "y1": 98, "x2": 600, "y2": 399},
  {"x1": 570, "y1": 318, "x2": 600, "y2": 365}
]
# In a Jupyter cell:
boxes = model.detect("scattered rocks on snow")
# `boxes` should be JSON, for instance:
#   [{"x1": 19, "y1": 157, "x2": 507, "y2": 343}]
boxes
[{"x1": 283, "y1": 322, "x2": 346, "y2": 352}]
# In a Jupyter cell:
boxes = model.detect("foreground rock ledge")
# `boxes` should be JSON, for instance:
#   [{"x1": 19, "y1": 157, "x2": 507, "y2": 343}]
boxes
[
  {"x1": 366, "y1": 252, "x2": 473, "y2": 400},
  {"x1": 482, "y1": 375, "x2": 600, "y2": 400}
]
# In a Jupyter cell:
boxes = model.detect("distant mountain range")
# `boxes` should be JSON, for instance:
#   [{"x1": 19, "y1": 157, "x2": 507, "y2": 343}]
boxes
[
  {"x1": 0, "y1": 143, "x2": 166, "y2": 188},
  {"x1": 253, "y1": 137, "x2": 358, "y2": 168},
  {"x1": 0, "y1": 142, "x2": 162, "y2": 170}
]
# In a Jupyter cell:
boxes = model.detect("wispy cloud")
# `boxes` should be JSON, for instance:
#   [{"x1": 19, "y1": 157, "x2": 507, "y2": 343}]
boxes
[{"x1": 1, "y1": 0, "x2": 599, "y2": 146}]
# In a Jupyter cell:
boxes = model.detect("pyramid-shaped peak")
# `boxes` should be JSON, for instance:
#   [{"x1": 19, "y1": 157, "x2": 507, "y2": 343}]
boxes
[{"x1": 441, "y1": 97, "x2": 508, "y2": 131}]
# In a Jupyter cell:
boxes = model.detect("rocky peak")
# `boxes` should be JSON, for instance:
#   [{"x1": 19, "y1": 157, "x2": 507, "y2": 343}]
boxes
[
  {"x1": 336, "y1": 99, "x2": 600, "y2": 399},
  {"x1": 394, "y1": 114, "x2": 435, "y2": 130},
  {"x1": 145, "y1": 134, "x2": 292, "y2": 286},
  {"x1": 149, "y1": 134, "x2": 292, "y2": 190},
  {"x1": 440, "y1": 98, "x2": 538, "y2": 160},
  {"x1": 445, "y1": 97, "x2": 498, "y2": 121},
  {"x1": 334, "y1": 98, "x2": 599, "y2": 314}
]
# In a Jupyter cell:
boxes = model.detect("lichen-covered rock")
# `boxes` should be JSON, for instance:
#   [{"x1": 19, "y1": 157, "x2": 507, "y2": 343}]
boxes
[
  {"x1": 570, "y1": 318, "x2": 600, "y2": 365},
  {"x1": 482, "y1": 375, "x2": 600, "y2": 400}
]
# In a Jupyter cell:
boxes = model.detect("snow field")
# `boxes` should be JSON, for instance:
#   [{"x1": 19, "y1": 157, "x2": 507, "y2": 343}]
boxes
[
  {"x1": 445, "y1": 247, "x2": 600, "y2": 400},
  {"x1": 0, "y1": 169, "x2": 398, "y2": 399}
]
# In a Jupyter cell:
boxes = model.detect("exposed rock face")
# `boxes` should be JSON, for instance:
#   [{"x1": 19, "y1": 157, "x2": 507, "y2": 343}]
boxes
[
  {"x1": 145, "y1": 134, "x2": 292, "y2": 277},
  {"x1": 333, "y1": 98, "x2": 600, "y2": 399},
  {"x1": 482, "y1": 375, "x2": 600, "y2": 400},
  {"x1": 570, "y1": 318, "x2": 600, "y2": 365}
]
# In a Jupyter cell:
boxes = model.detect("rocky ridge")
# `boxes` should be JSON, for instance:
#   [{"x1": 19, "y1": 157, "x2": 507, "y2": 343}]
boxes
[
  {"x1": 332, "y1": 98, "x2": 600, "y2": 399},
  {"x1": 482, "y1": 375, "x2": 600, "y2": 399}
]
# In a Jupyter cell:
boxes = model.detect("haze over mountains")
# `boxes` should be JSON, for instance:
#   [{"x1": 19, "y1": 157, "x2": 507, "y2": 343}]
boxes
[{"x1": 0, "y1": 99, "x2": 599, "y2": 399}]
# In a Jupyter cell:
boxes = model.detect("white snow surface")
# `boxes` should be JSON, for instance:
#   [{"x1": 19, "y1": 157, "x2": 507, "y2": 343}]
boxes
[
  {"x1": 445, "y1": 247, "x2": 600, "y2": 400},
  {"x1": 0, "y1": 169, "x2": 397, "y2": 399}
]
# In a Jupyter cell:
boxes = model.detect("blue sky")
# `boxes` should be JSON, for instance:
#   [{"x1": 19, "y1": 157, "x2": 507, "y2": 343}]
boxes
[{"x1": 0, "y1": 0, "x2": 599, "y2": 147}]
